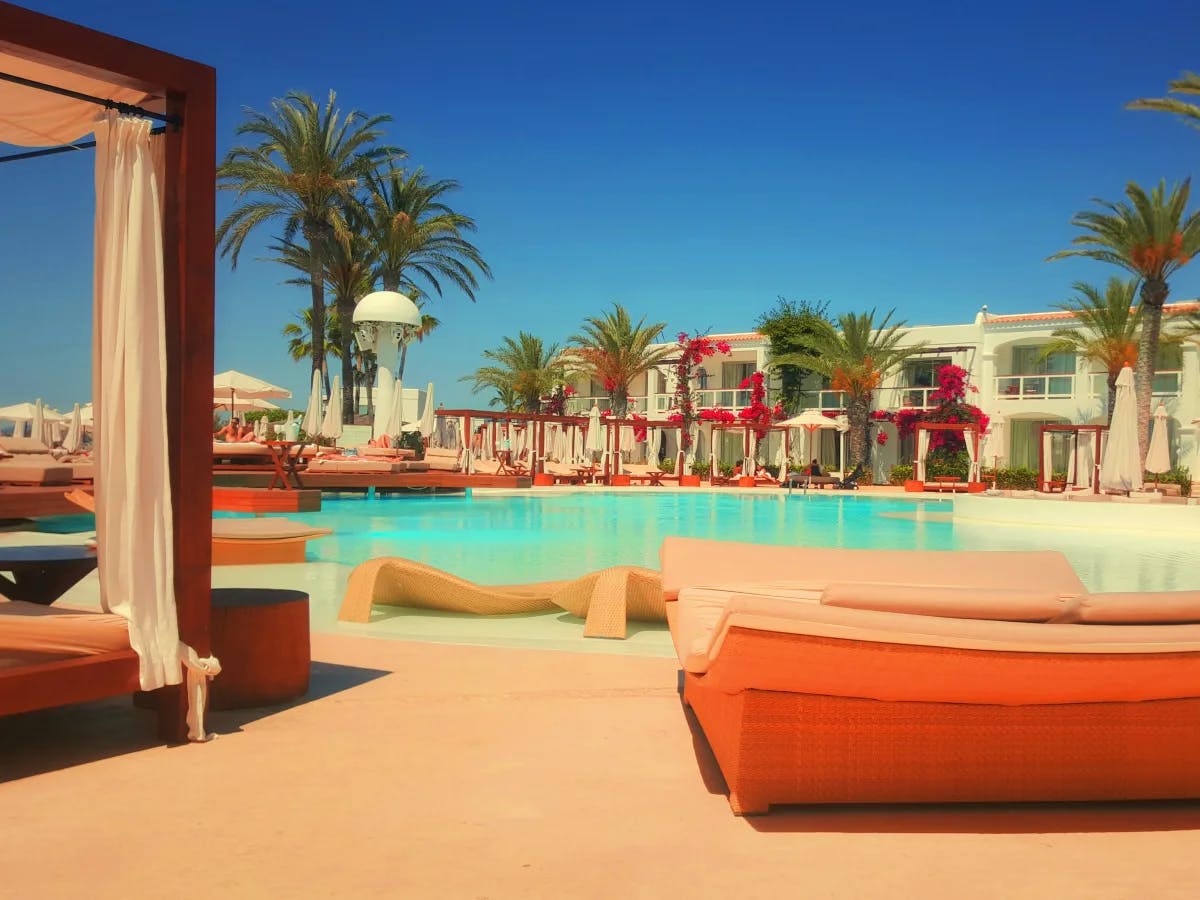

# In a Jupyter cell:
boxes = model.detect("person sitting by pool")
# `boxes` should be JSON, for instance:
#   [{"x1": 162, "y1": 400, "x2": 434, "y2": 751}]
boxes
[
  {"x1": 215, "y1": 417, "x2": 255, "y2": 443},
  {"x1": 807, "y1": 458, "x2": 822, "y2": 476}
]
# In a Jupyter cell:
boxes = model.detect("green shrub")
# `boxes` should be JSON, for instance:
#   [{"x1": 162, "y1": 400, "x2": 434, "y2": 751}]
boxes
[
  {"x1": 989, "y1": 467, "x2": 1038, "y2": 490},
  {"x1": 1146, "y1": 466, "x2": 1192, "y2": 497},
  {"x1": 888, "y1": 464, "x2": 913, "y2": 485},
  {"x1": 718, "y1": 461, "x2": 735, "y2": 478},
  {"x1": 660, "y1": 457, "x2": 676, "y2": 474},
  {"x1": 925, "y1": 448, "x2": 970, "y2": 480},
  {"x1": 691, "y1": 461, "x2": 711, "y2": 478}
]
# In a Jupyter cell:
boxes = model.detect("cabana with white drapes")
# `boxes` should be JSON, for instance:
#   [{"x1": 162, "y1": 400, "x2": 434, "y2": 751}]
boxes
[{"x1": 0, "y1": 8, "x2": 218, "y2": 742}]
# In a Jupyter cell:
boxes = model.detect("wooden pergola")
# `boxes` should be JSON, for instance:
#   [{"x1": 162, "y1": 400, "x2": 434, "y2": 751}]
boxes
[
  {"x1": 912, "y1": 421, "x2": 983, "y2": 490},
  {"x1": 1036, "y1": 424, "x2": 1107, "y2": 494},
  {"x1": 0, "y1": 3, "x2": 215, "y2": 741}
]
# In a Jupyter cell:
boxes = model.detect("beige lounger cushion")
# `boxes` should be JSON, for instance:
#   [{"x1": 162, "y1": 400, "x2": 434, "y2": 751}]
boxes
[
  {"x1": 306, "y1": 458, "x2": 429, "y2": 474},
  {"x1": 676, "y1": 588, "x2": 1200, "y2": 674},
  {"x1": 0, "y1": 436, "x2": 53, "y2": 454},
  {"x1": 350, "y1": 446, "x2": 416, "y2": 459},
  {"x1": 821, "y1": 582, "x2": 1070, "y2": 622},
  {"x1": 211, "y1": 518, "x2": 331, "y2": 541},
  {"x1": 1069, "y1": 591, "x2": 1200, "y2": 624},
  {"x1": 659, "y1": 536, "x2": 1089, "y2": 601},
  {"x1": 0, "y1": 460, "x2": 73, "y2": 485},
  {"x1": 424, "y1": 448, "x2": 461, "y2": 471},
  {"x1": 0, "y1": 600, "x2": 130, "y2": 664}
]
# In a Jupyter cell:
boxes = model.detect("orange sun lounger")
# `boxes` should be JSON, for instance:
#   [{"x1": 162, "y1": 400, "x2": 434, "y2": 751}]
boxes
[{"x1": 661, "y1": 537, "x2": 1200, "y2": 815}]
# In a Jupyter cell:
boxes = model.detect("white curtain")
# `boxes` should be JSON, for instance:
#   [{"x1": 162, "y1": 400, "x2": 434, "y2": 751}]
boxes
[
  {"x1": 459, "y1": 417, "x2": 473, "y2": 473},
  {"x1": 965, "y1": 428, "x2": 978, "y2": 481},
  {"x1": 1066, "y1": 433, "x2": 1077, "y2": 485},
  {"x1": 1075, "y1": 433, "x2": 1093, "y2": 489},
  {"x1": 93, "y1": 114, "x2": 217, "y2": 739},
  {"x1": 1041, "y1": 430, "x2": 1054, "y2": 486},
  {"x1": 320, "y1": 374, "x2": 343, "y2": 442},
  {"x1": 915, "y1": 429, "x2": 930, "y2": 481},
  {"x1": 745, "y1": 431, "x2": 757, "y2": 477},
  {"x1": 647, "y1": 426, "x2": 662, "y2": 466}
]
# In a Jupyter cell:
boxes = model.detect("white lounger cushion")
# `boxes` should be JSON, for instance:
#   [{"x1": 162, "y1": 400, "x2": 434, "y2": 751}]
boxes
[{"x1": 675, "y1": 587, "x2": 1200, "y2": 675}]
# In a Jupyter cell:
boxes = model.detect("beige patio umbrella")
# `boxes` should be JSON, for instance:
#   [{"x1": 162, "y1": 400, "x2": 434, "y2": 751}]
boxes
[
  {"x1": 585, "y1": 403, "x2": 604, "y2": 461},
  {"x1": 1145, "y1": 403, "x2": 1171, "y2": 487},
  {"x1": 212, "y1": 396, "x2": 280, "y2": 413},
  {"x1": 320, "y1": 374, "x2": 344, "y2": 442},
  {"x1": 212, "y1": 369, "x2": 292, "y2": 409},
  {"x1": 301, "y1": 369, "x2": 323, "y2": 438},
  {"x1": 32, "y1": 398, "x2": 45, "y2": 445},
  {"x1": 62, "y1": 402, "x2": 83, "y2": 453},
  {"x1": 779, "y1": 409, "x2": 840, "y2": 467},
  {"x1": 1099, "y1": 366, "x2": 1143, "y2": 493}
]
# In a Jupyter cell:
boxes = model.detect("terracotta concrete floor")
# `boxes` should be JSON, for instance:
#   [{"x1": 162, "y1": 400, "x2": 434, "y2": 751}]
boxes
[{"x1": 4, "y1": 634, "x2": 1200, "y2": 899}]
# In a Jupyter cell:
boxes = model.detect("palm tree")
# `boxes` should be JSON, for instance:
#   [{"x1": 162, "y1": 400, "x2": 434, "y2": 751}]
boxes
[
  {"x1": 566, "y1": 304, "x2": 671, "y2": 417},
  {"x1": 1039, "y1": 279, "x2": 1141, "y2": 422},
  {"x1": 281, "y1": 307, "x2": 342, "y2": 394},
  {"x1": 462, "y1": 332, "x2": 563, "y2": 413},
  {"x1": 269, "y1": 214, "x2": 376, "y2": 419},
  {"x1": 1048, "y1": 179, "x2": 1200, "y2": 459},
  {"x1": 774, "y1": 309, "x2": 926, "y2": 466},
  {"x1": 488, "y1": 385, "x2": 522, "y2": 412},
  {"x1": 217, "y1": 91, "x2": 399, "y2": 379},
  {"x1": 1128, "y1": 72, "x2": 1200, "y2": 131},
  {"x1": 365, "y1": 167, "x2": 492, "y2": 298}
]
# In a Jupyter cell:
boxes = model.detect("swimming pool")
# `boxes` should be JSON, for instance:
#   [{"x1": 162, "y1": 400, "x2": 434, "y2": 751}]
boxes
[{"x1": 217, "y1": 491, "x2": 1200, "y2": 593}]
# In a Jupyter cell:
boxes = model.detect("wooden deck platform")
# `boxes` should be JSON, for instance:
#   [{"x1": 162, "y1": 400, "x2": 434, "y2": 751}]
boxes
[
  {"x1": 212, "y1": 471, "x2": 530, "y2": 491},
  {"x1": 212, "y1": 487, "x2": 323, "y2": 513},
  {"x1": 0, "y1": 485, "x2": 91, "y2": 521}
]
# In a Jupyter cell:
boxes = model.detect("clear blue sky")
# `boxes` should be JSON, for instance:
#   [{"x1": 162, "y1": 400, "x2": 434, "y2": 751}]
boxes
[{"x1": 2, "y1": 0, "x2": 1198, "y2": 411}]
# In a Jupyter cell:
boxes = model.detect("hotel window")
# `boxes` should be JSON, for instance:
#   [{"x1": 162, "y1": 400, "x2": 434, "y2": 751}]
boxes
[{"x1": 900, "y1": 357, "x2": 951, "y2": 387}]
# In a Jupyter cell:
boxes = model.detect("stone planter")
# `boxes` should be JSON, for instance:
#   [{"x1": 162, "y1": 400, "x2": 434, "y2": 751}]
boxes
[
  {"x1": 610, "y1": 474, "x2": 631, "y2": 486},
  {"x1": 737, "y1": 476, "x2": 758, "y2": 488},
  {"x1": 533, "y1": 473, "x2": 555, "y2": 487},
  {"x1": 904, "y1": 479, "x2": 926, "y2": 493},
  {"x1": 679, "y1": 474, "x2": 702, "y2": 487}
]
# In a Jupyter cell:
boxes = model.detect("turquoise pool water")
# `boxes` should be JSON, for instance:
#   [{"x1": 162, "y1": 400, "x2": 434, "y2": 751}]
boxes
[{"x1": 214, "y1": 492, "x2": 1200, "y2": 593}]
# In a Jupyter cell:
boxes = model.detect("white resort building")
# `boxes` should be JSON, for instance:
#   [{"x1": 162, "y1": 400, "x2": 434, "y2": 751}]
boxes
[{"x1": 565, "y1": 302, "x2": 1200, "y2": 481}]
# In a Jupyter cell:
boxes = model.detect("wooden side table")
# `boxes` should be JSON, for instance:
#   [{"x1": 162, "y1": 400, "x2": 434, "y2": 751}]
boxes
[{"x1": 208, "y1": 588, "x2": 310, "y2": 710}]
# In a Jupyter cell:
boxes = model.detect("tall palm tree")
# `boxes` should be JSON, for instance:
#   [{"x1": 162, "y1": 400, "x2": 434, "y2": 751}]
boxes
[
  {"x1": 281, "y1": 307, "x2": 342, "y2": 394},
  {"x1": 462, "y1": 332, "x2": 563, "y2": 413},
  {"x1": 774, "y1": 309, "x2": 926, "y2": 466},
  {"x1": 269, "y1": 214, "x2": 376, "y2": 419},
  {"x1": 1039, "y1": 279, "x2": 1141, "y2": 422},
  {"x1": 567, "y1": 304, "x2": 670, "y2": 417},
  {"x1": 1048, "y1": 179, "x2": 1200, "y2": 459},
  {"x1": 365, "y1": 167, "x2": 492, "y2": 298},
  {"x1": 217, "y1": 91, "x2": 399, "y2": 378},
  {"x1": 1128, "y1": 72, "x2": 1200, "y2": 131}
]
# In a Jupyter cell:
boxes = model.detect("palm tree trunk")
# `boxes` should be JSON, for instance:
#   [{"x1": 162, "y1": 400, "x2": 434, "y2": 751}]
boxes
[
  {"x1": 339, "y1": 298, "x2": 356, "y2": 421},
  {"x1": 611, "y1": 387, "x2": 628, "y2": 418},
  {"x1": 1135, "y1": 280, "x2": 1168, "y2": 463},
  {"x1": 848, "y1": 395, "x2": 870, "y2": 466},
  {"x1": 1106, "y1": 371, "x2": 1118, "y2": 423},
  {"x1": 305, "y1": 233, "x2": 326, "y2": 380},
  {"x1": 366, "y1": 354, "x2": 376, "y2": 421}
]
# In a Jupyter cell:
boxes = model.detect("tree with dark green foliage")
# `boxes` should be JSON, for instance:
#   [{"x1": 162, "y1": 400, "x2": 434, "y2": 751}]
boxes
[{"x1": 755, "y1": 296, "x2": 832, "y2": 414}]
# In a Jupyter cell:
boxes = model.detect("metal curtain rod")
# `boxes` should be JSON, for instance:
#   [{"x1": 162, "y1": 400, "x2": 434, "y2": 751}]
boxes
[
  {"x1": 0, "y1": 70, "x2": 181, "y2": 126},
  {"x1": 0, "y1": 125, "x2": 166, "y2": 164}
]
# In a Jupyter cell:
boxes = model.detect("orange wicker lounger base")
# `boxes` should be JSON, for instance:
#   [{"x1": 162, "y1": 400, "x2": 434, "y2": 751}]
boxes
[
  {"x1": 684, "y1": 630, "x2": 1200, "y2": 815},
  {"x1": 211, "y1": 537, "x2": 310, "y2": 565}
]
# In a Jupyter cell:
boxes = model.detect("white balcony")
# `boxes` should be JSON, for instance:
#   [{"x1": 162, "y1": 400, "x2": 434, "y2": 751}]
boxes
[
  {"x1": 795, "y1": 390, "x2": 846, "y2": 411},
  {"x1": 1087, "y1": 371, "x2": 1182, "y2": 397},
  {"x1": 876, "y1": 386, "x2": 937, "y2": 410},
  {"x1": 995, "y1": 374, "x2": 1075, "y2": 400}
]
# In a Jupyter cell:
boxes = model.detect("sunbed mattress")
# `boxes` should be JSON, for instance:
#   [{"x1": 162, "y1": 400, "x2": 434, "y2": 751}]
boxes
[{"x1": 0, "y1": 600, "x2": 130, "y2": 667}]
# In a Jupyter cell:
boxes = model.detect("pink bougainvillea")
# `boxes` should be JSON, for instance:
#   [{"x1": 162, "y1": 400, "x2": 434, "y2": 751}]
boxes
[
  {"x1": 871, "y1": 365, "x2": 988, "y2": 451},
  {"x1": 673, "y1": 332, "x2": 732, "y2": 449},
  {"x1": 736, "y1": 371, "x2": 785, "y2": 439}
]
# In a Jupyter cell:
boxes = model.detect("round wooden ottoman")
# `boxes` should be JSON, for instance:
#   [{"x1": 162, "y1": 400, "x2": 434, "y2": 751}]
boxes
[{"x1": 209, "y1": 588, "x2": 311, "y2": 710}]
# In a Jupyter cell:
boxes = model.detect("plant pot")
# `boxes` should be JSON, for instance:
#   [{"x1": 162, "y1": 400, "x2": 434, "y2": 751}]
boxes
[
  {"x1": 610, "y1": 474, "x2": 631, "y2": 486},
  {"x1": 737, "y1": 476, "x2": 757, "y2": 488},
  {"x1": 966, "y1": 481, "x2": 986, "y2": 493},
  {"x1": 679, "y1": 474, "x2": 702, "y2": 487},
  {"x1": 533, "y1": 473, "x2": 555, "y2": 487},
  {"x1": 904, "y1": 479, "x2": 926, "y2": 493}
]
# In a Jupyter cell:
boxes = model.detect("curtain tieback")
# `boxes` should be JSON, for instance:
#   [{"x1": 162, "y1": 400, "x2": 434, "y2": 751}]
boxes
[{"x1": 179, "y1": 643, "x2": 222, "y2": 742}]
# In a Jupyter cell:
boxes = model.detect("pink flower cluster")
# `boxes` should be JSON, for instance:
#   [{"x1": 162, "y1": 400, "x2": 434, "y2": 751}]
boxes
[
  {"x1": 736, "y1": 371, "x2": 785, "y2": 439},
  {"x1": 673, "y1": 332, "x2": 732, "y2": 449}
]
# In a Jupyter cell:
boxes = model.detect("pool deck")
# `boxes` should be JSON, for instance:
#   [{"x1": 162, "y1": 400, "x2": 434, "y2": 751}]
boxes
[
  {"x1": 5, "y1": 492, "x2": 1200, "y2": 897},
  {"x1": 4, "y1": 632, "x2": 1200, "y2": 898}
]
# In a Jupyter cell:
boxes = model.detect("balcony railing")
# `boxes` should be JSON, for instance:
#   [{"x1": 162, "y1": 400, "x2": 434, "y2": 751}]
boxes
[
  {"x1": 876, "y1": 386, "x2": 937, "y2": 409},
  {"x1": 795, "y1": 390, "x2": 847, "y2": 410},
  {"x1": 1088, "y1": 371, "x2": 1182, "y2": 397},
  {"x1": 563, "y1": 395, "x2": 650, "y2": 415},
  {"x1": 995, "y1": 374, "x2": 1075, "y2": 400}
]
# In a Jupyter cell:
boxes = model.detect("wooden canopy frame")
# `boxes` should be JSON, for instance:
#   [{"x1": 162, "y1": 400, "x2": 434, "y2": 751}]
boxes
[
  {"x1": 1036, "y1": 424, "x2": 1107, "y2": 494},
  {"x1": 912, "y1": 421, "x2": 983, "y2": 490},
  {"x1": 0, "y1": 3, "x2": 215, "y2": 742}
]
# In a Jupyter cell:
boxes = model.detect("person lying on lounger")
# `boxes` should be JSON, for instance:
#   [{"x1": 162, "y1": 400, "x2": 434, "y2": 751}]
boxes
[{"x1": 214, "y1": 417, "x2": 255, "y2": 442}]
